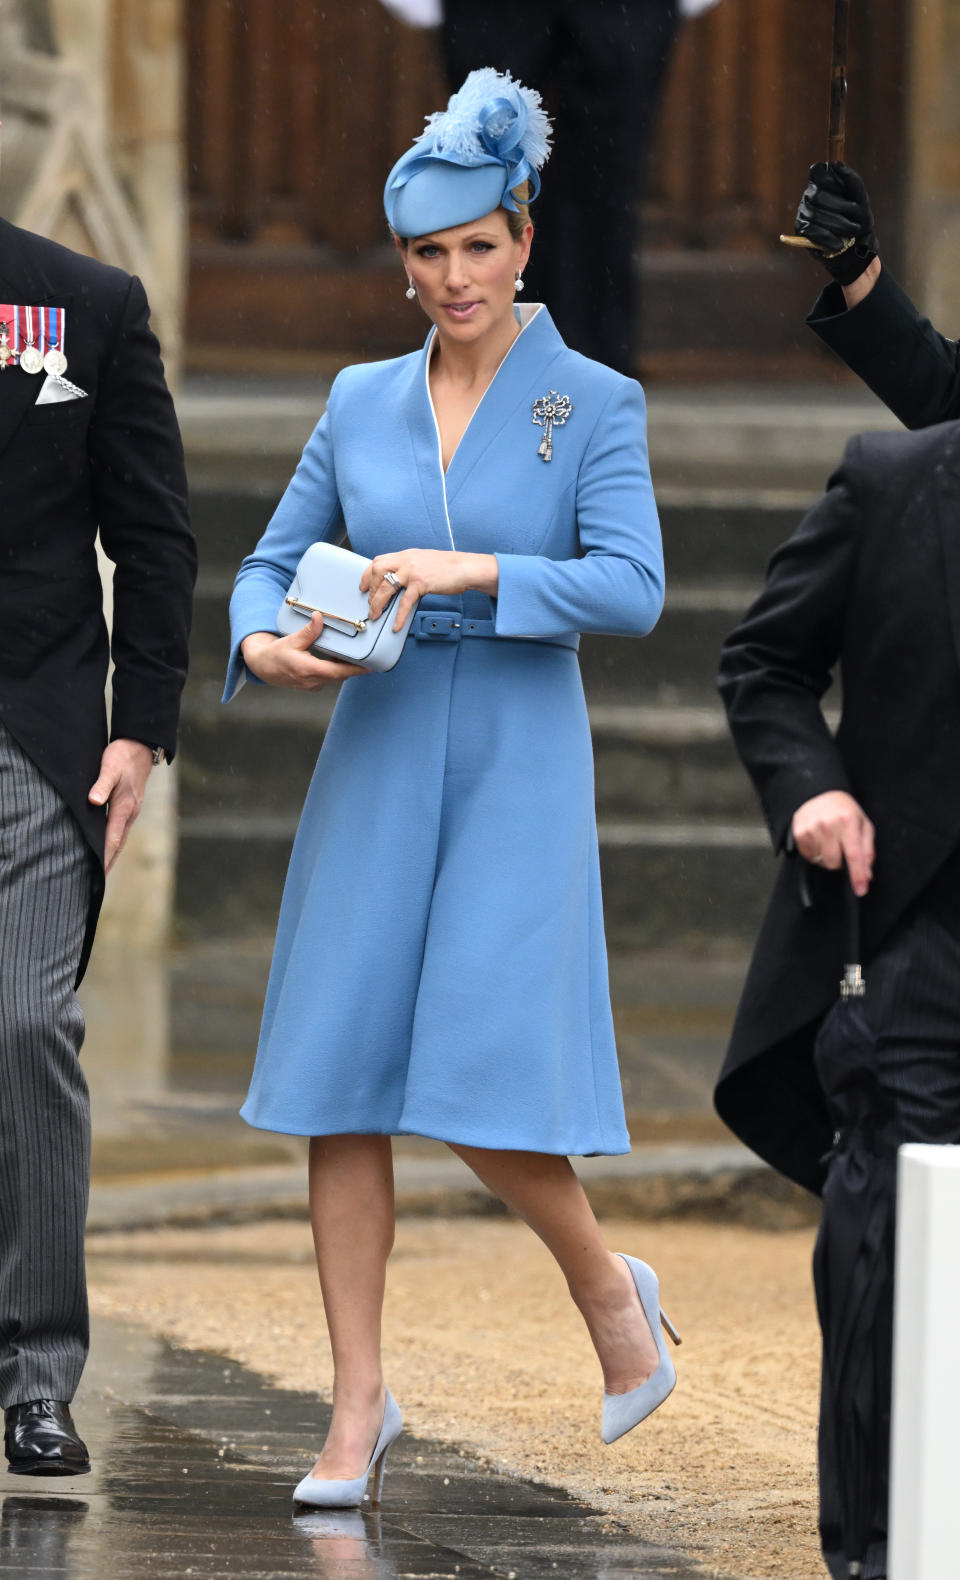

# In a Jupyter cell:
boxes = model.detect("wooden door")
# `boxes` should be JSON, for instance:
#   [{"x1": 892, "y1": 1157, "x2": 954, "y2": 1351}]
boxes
[{"x1": 186, "y1": 0, "x2": 907, "y2": 374}]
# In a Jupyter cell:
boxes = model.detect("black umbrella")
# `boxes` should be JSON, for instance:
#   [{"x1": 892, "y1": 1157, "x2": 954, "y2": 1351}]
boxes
[{"x1": 811, "y1": 872, "x2": 895, "y2": 1579}]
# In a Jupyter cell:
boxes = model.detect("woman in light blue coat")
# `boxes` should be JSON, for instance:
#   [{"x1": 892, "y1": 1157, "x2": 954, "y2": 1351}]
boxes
[{"x1": 226, "y1": 71, "x2": 679, "y2": 1507}]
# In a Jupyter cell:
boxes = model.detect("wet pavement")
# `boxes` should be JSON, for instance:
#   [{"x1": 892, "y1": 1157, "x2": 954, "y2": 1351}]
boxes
[{"x1": 1, "y1": 1318, "x2": 723, "y2": 1579}]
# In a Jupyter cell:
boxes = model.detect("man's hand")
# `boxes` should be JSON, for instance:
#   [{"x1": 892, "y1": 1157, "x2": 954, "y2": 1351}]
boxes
[
  {"x1": 791, "y1": 790, "x2": 875, "y2": 897},
  {"x1": 88, "y1": 739, "x2": 154, "y2": 873},
  {"x1": 795, "y1": 162, "x2": 878, "y2": 288}
]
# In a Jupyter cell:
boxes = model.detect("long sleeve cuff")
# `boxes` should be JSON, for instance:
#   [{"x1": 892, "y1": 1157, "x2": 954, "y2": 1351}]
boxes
[{"x1": 494, "y1": 552, "x2": 663, "y2": 641}]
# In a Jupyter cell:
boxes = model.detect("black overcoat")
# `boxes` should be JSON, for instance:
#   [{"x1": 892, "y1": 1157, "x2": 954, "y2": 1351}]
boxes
[
  {"x1": 0, "y1": 217, "x2": 195, "y2": 979},
  {"x1": 714, "y1": 420, "x2": 960, "y2": 1193},
  {"x1": 808, "y1": 267, "x2": 960, "y2": 429}
]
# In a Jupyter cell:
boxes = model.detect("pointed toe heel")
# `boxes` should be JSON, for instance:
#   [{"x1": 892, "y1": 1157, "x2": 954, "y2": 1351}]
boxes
[
  {"x1": 293, "y1": 1390, "x2": 402, "y2": 1509},
  {"x1": 601, "y1": 1256, "x2": 680, "y2": 1446}
]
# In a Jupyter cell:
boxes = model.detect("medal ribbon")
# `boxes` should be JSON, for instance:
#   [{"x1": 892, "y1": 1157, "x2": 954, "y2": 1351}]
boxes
[
  {"x1": 0, "y1": 305, "x2": 67, "y2": 365},
  {"x1": 46, "y1": 307, "x2": 65, "y2": 356},
  {"x1": 0, "y1": 306, "x2": 15, "y2": 369},
  {"x1": 4, "y1": 306, "x2": 65, "y2": 357}
]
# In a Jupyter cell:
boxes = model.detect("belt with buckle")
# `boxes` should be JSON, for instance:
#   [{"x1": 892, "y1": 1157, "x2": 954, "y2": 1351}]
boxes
[{"x1": 411, "y1": 612, "x2": 577, "y2": 652}]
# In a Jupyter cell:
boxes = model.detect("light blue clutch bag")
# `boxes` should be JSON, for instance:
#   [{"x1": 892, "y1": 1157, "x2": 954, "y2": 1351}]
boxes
[{"x1": 277, "y1": 543, "x2": 419, "y2": 673}]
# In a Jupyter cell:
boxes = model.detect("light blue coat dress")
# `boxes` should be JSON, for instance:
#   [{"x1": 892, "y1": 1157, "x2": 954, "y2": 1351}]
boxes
[{"x1": 225, "y1": 305, "x2": 664, "y2": 1155}]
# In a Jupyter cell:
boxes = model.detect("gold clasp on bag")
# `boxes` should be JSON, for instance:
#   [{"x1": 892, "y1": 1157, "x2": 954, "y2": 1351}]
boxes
[{"x1": 284, "y1": 595, "x2": 367, "y2": 634}]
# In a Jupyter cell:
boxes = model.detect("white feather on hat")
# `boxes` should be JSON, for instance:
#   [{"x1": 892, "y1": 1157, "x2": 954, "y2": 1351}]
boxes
[{"x1": 417, "y1": 68, "x2": 552, "y2": 174}]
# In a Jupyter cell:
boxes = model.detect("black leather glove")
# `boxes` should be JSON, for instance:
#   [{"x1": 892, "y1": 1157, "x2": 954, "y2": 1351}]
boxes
[{"x1": 794, "y1": 161, "x2": 878, "y2": 286}]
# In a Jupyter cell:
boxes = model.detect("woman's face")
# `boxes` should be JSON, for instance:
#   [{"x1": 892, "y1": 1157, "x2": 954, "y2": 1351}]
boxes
[{"x1": 400, "y1": 209, "x2": 533, "y2": 348}]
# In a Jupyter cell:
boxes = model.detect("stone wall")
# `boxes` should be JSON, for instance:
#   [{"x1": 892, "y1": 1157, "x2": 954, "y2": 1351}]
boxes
[{"x1": 906, "y1": 0, "x2": 960, "y2": 335}]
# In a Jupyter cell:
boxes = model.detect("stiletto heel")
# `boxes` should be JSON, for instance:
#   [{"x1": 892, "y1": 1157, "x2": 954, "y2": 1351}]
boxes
[
  {"x1": 370, "y1": 1444, "x2": 389, "y2": 1505},
  {"x1": 660, "y1": 1309, "x2": 682, "y2": 1347},
  {"x1": 601, "y1": 1255, "x2": 679, "y2": 1445},
  {"x1": 293, "y1": 1390, "x2": 402, "y2": 1509}
]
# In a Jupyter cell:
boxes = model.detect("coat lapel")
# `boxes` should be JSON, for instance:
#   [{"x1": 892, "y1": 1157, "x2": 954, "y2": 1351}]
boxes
[
  {"x1": 0, "y1": 219, "x2": 73, "y2": 460},
  {"x1": 935, "y1": 427, "x2": 960, "y2": 678},
  {"x1": 404, "y1": 345, "x2": 456, "y2": 550},
  {"x1": 404, "y1": 307, "x2": 568, "y2": 546},
  {"x1": 444, "y1": 306, "x2": 566, "y2": 506}
]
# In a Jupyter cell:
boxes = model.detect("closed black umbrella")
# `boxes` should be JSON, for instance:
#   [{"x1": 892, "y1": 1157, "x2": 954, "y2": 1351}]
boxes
[{"x1": 811, "y1": 874, "x2": 895, "y2": 1579}]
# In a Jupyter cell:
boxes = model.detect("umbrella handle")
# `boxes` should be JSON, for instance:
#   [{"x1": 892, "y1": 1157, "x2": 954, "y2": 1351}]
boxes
[{"x1": 841, "y1": 862, "x2": 865, "y2": 998}]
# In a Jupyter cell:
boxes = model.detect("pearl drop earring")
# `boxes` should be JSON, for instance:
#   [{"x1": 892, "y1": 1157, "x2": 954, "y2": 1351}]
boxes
[
  {"x1": 405, "y1": 278, "x2": 417, "y2": 300},
  {"x1": 514, "y1": 273, "x2": 525, "y2": 293}
]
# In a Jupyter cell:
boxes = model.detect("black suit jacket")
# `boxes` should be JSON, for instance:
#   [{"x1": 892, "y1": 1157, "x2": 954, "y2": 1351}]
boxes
[
  {"x1": 0, "y1": 218, "x2": 196, "y2": 978},
  {"x1": 808, "y1": 266, "x2": 960, "y2": 429},
  {"x1": 714, "y1": 421, "x2": 960, "y2": 1193}
]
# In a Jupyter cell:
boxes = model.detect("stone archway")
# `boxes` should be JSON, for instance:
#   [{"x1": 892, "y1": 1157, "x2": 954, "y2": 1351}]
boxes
[
  {"x1": 1, "y1": 0, "x2": 183, "y2": 371},
  {"x1": 0, "y1": 0, "x2": 185, "y2": 952}
]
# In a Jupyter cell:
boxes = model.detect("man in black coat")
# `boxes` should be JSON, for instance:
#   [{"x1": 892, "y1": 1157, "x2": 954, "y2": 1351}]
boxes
[
  {"x1": 715, "y1": 422, "x2": 960, "y2": 1578},
  {"x1": 0, "y1": 208, "x2": 195, "y2": 1475},
  {"x1": 794, "y1": 160, "x2": 960, "y2": 428},
  {"x1": 441, "y1": 0, "x2": 680, "y2": 375}
]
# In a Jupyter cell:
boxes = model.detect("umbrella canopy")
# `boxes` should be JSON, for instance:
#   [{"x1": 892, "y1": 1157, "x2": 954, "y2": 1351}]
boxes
[{"x1": 811, "y1": 873, "x2": 895, "y2": 1577}]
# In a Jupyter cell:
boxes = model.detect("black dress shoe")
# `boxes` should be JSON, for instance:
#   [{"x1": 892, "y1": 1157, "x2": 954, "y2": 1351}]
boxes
[{"x1": 4, "y1": 1401, "x2": 91, "y2": 1476}]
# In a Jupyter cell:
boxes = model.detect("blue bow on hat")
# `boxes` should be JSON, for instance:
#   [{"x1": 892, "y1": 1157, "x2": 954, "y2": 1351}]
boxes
[{"x1": 384, "y1": 68, "x2": 552, "y2": 238}]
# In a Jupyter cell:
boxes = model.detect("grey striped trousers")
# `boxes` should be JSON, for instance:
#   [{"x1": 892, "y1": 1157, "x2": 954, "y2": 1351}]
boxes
[{"x1": 0, "y1": 723, "x2": 93, "y2": 1407}]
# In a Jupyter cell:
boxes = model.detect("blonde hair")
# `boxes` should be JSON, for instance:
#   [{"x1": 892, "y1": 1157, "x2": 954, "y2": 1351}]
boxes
[{"x1": 505, "y1": 181, "x2": 532, "y2": 240}]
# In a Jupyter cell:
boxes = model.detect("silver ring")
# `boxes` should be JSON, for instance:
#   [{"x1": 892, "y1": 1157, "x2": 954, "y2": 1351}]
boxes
[
  {"x1": 383, "y1": 571, "x2": 402, "y2": 590},
  {"x1": 813, "y1": 853, "x2": 824, "y2": 865}
]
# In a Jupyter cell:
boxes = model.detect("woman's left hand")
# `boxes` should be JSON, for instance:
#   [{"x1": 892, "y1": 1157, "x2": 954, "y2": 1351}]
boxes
[{"x1": 361, "y1": 549, "x2": 499, "y2": 632}]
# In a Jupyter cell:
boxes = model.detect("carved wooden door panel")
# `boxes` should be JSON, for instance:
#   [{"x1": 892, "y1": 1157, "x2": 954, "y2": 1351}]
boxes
[{"x1": 186, "y1": 0, "x2": 906, "y2": 372}]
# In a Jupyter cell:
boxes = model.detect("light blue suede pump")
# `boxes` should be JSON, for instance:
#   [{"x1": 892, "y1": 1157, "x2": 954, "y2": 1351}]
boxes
[
  {"x1": 293, "y1": 1390, "x2": 403, "y2": 1508},
  {"x1": 601, "y1": 1255, "x2": 681, "y2": 1445}
]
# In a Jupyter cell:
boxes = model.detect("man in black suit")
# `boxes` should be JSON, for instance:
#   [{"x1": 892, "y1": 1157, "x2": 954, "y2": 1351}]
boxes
[
  {"x1": 794, "y1": 160, "x2": 960, "y2": 428},
  {"x1": 714, "y1": 423, "x2": 960, "y2": 1578},
  {"x1": 441, "y1": 0, "x2": 680, "y2": 375},
  {"x1": 0, "y1": 194, "x2": 195, "y2": 1476}
]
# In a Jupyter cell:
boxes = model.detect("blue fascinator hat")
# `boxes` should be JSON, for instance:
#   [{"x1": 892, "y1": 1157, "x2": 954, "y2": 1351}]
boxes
[{"x1": 384, "y1": 68, "x2": 552, "y2": 238}]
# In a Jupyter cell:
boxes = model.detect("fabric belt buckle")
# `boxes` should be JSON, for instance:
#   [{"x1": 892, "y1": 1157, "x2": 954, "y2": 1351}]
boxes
[{"x1": 413, "y1": 613, "x2": 462, "y2": 642}]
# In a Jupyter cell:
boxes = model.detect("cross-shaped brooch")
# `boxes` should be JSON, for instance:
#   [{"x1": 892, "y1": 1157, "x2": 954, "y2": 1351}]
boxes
[{"x1": 532, "y1": 390, "x2": 573, "y2": 462}]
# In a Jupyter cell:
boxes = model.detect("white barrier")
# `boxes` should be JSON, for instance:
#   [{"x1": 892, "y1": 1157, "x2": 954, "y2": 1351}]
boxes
[{"x1": 889, "y1": 1144, "x2": 960, "y2": 1578}]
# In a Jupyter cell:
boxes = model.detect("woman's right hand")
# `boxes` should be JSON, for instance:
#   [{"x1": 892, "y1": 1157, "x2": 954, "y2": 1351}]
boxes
[{"x1": 241, "y1": 612, "x2": 369, "y2": 691}]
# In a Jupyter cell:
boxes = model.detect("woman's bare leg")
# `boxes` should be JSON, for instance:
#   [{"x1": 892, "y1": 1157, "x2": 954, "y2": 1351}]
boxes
[
  {"x1": 448, "y1": 1145, "x2": 660, "y2": 1393},
  {"x1": 307, "y1": 1133, "x2": 395, "y2": 1477}
]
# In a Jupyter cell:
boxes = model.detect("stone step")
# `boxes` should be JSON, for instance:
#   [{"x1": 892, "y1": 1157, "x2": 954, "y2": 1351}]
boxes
[
  {"x1": 177, "y1": 459, "x2": 813, "y2": 949},
  {"x1": 187, "y1": 573, "x2": 757, "y2": 706},
  {"x1": 177, "y1": 380, "x2": 899, "y2": 496},
  {"x1": 164, "y1": 939, "x2": 751, "y2": 1133},
  {"x1": 657, "y1": 485, "x2": 809, "y2": 582},
  {"x1": 178, "y1": 695, "x2": 761, "y2": 823},
  {"x1": 174, "y1": 815, "x2": 774, "y2": 951},
  {"x1": 189, "y1": 481, "x2": 808, "y2": 583}
]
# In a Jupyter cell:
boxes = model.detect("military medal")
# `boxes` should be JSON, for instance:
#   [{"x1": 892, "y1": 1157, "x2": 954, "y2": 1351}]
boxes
[
  {"x1": 42, "y1": 311, "x2": 67, "y2": 379},
  {"x1": 18, "y1": 307, "x2": 44, "y2": 375},
  {"x1": 42, "y1": 307, "x2": 68, "y2": 377},
  {"x1": 531, "y1": 390, "x2": 573, "y2": 462},
  {"x1": 0, "y1": 304, "x2": 70, "y2": 378}
]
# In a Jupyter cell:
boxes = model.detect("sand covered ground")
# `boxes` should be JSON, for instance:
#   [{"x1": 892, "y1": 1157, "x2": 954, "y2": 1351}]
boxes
[{"x1": 87, "y1": 1214, "x2": 822, "y2": 1580}]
